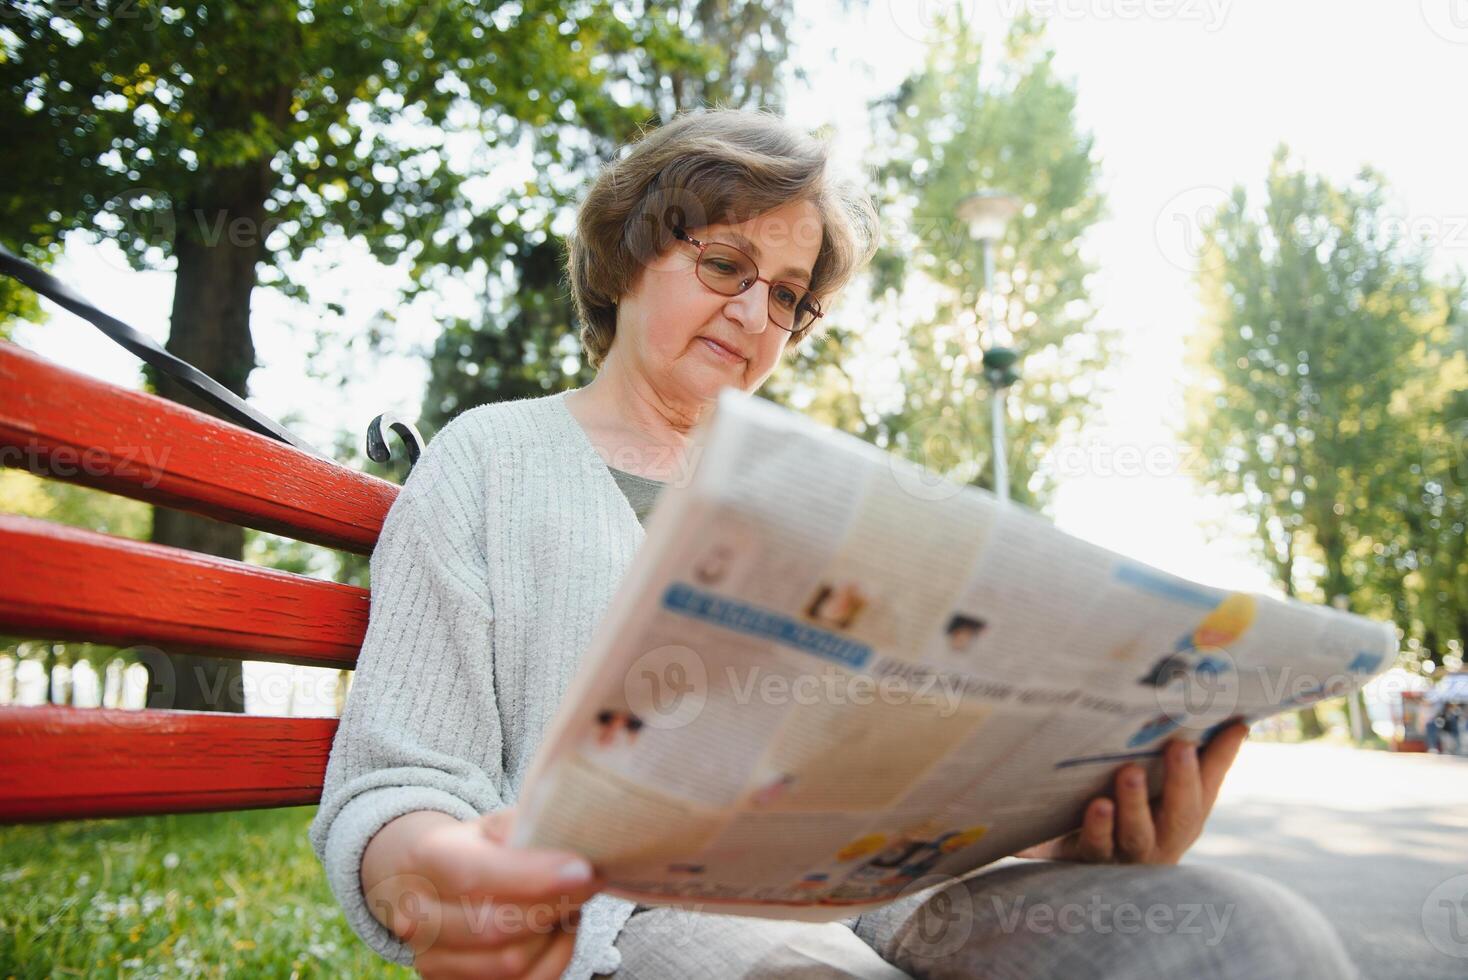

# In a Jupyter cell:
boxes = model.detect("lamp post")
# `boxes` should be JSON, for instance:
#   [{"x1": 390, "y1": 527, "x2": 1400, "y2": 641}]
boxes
[
  {"x1": 957, "y1": 191, "x2": 1022, "y2": 503},
  {"x1": 1333, "y1": 594, "x2": 1365, "y2": 745}
]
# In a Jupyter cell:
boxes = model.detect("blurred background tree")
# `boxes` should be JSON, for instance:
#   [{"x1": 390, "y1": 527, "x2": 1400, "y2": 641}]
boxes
[
  {"x1": 1186, "y1": 146, "x2": 1468, "y2": 733},
  {"x1": 822, "y1": 12, "x2": 1110, "y2": 510},
  {"x1": 1362, "y1": 276, "x2": 1467, "y2": 680}
]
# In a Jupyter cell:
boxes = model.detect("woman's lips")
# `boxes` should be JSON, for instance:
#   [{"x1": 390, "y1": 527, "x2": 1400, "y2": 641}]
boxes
[{"x1": 699, "y1": 337, "x2": 746, "y2": 363}]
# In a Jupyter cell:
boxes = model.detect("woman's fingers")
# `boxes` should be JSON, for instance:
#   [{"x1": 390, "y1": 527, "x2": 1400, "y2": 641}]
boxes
[
  {"x1": 377, "y1": 819, "x2": 601, "y2": 953},
  {"x1": 1032, "y1": 725, "x2": 1248, "y2": 868},
  {"x1": 479, "y1": 807, "x2": 516, "y2": 844},
  {"x1": 408, "y1": 890, "x2": 583, "y2": 951},
  {"x1": 1113, "y1": 764, "x2": 1156, "y2": 860},
  {"x1": 1199, "y1": 720, "x2": 1249, "y2": 811},
  {"x1": 1073, "y1": 797, "x2": 1115, "y2": 862},
  {"x1": 411, "y1": 821, "x2": 602, "y2": 904},
  {"x1": 1156, "y1": 738, "x2": 1204, "y2": 855},
  {"x1": 521, "y1": 929, "x2": 578, "y2": 980},
  {"x1": 415, "y1": 931, "x2": 557, "y2": 980}
]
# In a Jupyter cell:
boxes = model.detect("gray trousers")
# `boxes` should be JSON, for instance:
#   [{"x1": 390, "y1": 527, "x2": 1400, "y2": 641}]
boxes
[{"x1": 599, "y1": 858, "x2": 1358, "y2": 979}]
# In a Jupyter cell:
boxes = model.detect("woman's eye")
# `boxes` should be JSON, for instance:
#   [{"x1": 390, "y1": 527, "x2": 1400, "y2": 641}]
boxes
[
  {"x1": 773, "y1": 286, "x2": 799, "y2": 309},
  {"x1": 706, "y1": 259, "x2": 739, "y2": 275}
]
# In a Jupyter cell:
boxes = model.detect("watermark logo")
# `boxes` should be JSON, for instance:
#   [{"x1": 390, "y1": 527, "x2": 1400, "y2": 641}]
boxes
[
  {"x1": 1421, "y1": 0, "x2": 1468, "y2": 44},
  {"x1": 991, "y1": 893, "x2": 1236, "y2": 944},
  {"x1": 886, "y1": 410, "x2": 978, "y2": 503},
  {"x1": 624, "y1": 645, "x2": 708, "y2": 731},
  {"x1": 364, "y1": 873, "x2": 443, "y2": 951},
  {"x1": 894, "y1": 874, "x2": 976, "y2": 959},
  {"x1": 1154, "y1": 185, "x2": 1231, "y2": 273},
  {"x1": 2, "y1": 1, "x2": 164, "y2": 30},
  {"x1": 995, "y1": 0, "x2": 1231, "y2": 31},
  {"x1": 1145, "y1": 645, "x2": 1242, "y2": 733},
  {"x1": 885, "y1": 0, "x2": 1232, "y2": 43},
  {"x1": 1, "y1": 439, "x2": 172, "y2": 490},
  {"x1": 621, "y1": 646, "x2": 969, "y2": 732},
  {"x1": 98, "y1": 188, "x2": 176, "y2": 270},
  {"x1": 1044, "y1": 436, "x2": 1208, "y2": 480},
  {"x1": 1422, "y1": 873, "x2": 1468, "y2": 958},
  {"x1": 95, "y1": 646, "x2": 176, "y2": 727},
  {"x1": 621, "y1": 178, "x2": 712, "y2": 271},
  {"x1": 1156, "y1": 182, "x2": 1467, "y2": 276},
  {"x1": 886, "y1": 0, "x2": 973, "y2": 44}
]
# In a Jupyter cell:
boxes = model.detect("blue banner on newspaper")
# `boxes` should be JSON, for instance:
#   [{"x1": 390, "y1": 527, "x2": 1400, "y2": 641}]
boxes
[
  {"x1": 1114, "y1": 563, "x2": 1224, "y2": 609},
  {"x1": 661, "y1": 582, "x2": 872, "y2": 669}
]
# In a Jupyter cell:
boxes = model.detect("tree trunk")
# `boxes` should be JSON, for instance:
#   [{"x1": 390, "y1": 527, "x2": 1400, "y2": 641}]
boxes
[
  {"x1": 43, "y1": 644, "x2": 57, "y2": 705},
  {"x1": 335, "y1": 668, "x2": 351, "y2": 716},
  {"x1": 1295, "y1": 705, "x2": 1326, "y2": 740},
  {"x1": 146, "y1": 163, "x2": 270, "y2": 713}
]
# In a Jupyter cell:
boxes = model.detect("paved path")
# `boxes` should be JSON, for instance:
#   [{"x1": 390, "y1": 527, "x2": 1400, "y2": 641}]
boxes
[{"x1": 1185, "y1": 741, "x2": 1468, "y2": 980}]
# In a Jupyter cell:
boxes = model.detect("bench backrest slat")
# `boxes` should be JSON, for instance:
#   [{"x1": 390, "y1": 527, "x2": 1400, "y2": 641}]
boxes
[
  {"x1": 0, "y1": 341, "x2": 412, "y2": 823},
  {"x1": 0, "y1": 514, "x2": 370, "y2": 668},
  {"x1": 0, "y1": 705, "x2": 336, "y2": 822},
  {"x1": 0, "y1": 341, "x2": 398, "y2": 555}
]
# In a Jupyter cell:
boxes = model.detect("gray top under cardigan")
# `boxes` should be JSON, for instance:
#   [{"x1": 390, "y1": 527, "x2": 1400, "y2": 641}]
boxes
[
  {"x1": 309, "y1": 389, "x2": 672, "y2": 979},
  {"x1": 608, "y1": 464, "x2": 666, "y2": 525}
]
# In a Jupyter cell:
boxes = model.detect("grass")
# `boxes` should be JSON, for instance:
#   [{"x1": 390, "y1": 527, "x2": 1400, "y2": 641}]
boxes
[{"x1": 0, "y1": 806, "x2": 409, "y2": 978}]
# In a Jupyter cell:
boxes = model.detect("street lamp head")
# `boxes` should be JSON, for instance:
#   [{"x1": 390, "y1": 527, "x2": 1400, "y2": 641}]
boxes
[
  {"x1": 982, "y1": 346, "x2": 1021, "y2": 389},
  {"x1": 957, "y1": 191, "x2": 1022, "y2": 243}
]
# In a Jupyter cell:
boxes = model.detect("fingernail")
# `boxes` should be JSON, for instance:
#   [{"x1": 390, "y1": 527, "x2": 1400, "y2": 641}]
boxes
[
  {"x1": 558, "y1": 859, "x2": 594, "y2": 884},
  {"x1": 1095, "y1": 799, "x2": 1113, "y2": 816},
  {"x1": 1126, "y1": 769, "x2": 1145, "y2": 787}
]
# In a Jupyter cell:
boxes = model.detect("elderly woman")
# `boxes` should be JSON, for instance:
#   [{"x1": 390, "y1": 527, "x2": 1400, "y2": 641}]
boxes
[{"x1": 310, "y1": 109, "x2": 1357, "y2": 980}]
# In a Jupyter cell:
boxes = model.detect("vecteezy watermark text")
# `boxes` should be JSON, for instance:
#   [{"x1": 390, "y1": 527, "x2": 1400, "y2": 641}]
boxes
[
  {"x1": 624, "y1": 649, "x2": 968, "y2": 731},
  {"x1": 1, "y1": 441, "x2": 171, "y2": 490},
  {"x1": 991, "y1": 895, "x2": 1236, "y2": 945}
]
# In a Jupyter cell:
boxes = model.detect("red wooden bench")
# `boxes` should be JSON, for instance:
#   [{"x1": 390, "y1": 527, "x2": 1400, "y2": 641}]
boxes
[{"x1": 0, "y1": 339, "x2": 400, "y2": 822}]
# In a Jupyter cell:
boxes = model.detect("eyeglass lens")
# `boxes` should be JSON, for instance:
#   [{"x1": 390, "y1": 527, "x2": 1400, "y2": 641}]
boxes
[{"x1": 693, "y1": 242, "x2": 819, "y2": 331}]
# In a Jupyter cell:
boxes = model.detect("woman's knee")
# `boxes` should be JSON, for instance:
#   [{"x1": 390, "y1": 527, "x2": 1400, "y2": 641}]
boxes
[
  {"x1": 873, "y1": 861, "x2": 1358, "y2": 980},
  {"x1": 1142, "y1": 864, "x2": 1357, "y2": 979}
]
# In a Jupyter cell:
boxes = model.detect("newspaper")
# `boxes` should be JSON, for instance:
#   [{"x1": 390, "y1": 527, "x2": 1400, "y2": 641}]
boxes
[{"x1": 511, "y1": 389, "x2": 1397, "y2": 919}]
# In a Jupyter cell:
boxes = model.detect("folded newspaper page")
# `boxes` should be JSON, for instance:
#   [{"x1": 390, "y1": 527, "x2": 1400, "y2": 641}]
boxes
[{"x1": 512, "y1": 389, "x2": 1396, "y2": 919}]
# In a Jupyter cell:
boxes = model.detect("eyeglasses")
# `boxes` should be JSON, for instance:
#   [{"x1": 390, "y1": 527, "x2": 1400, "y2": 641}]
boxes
[{"x1": 671, "y1": 226, "x2": 823, "y2": 334}]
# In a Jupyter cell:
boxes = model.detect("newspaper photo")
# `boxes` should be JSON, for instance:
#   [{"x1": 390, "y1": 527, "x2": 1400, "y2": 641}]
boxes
[{"x1": 511, "y1": 389, "x2": 1397, "y2": 920}]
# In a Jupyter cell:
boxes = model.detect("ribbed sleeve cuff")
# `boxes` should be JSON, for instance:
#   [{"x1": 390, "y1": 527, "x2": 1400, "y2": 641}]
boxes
[{"x1": 319, "y1": 785, "x2": 490, "y2": 966}]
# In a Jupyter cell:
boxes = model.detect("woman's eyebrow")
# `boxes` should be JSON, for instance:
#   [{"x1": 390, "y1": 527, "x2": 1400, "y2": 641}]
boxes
[{"x1": 722, "y1": 230, "x2": 813, "y2": 283}]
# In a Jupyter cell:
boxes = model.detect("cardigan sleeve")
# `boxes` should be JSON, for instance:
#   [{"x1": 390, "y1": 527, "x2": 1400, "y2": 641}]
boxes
[{"x1": 309, "y1": 413, "x2": 507, "y2": 966}]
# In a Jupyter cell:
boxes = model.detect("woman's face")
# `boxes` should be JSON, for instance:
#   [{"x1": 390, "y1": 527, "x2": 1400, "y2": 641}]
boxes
[{"x1": 611, "y1": 198, "x2": 824, "y2": 403}]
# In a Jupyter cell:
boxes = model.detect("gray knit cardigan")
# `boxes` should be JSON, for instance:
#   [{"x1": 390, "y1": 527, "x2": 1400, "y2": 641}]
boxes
[{"x1": 309, "y1": 388, "x2": 644, "y2": 978}]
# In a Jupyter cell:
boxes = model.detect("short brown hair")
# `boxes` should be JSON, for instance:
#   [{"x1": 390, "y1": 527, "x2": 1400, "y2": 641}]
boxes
[{"x1": 566, "y1": 107, "x2": 880, "y2": 369}]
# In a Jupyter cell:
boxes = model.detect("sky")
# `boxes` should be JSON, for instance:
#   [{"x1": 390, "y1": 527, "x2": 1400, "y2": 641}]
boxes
[{"x1": 10, "y1": 1, "x2": 1466, "y2": 712}]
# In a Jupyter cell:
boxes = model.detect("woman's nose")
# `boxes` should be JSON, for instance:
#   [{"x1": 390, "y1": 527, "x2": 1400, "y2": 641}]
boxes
[{"x1": 724, "y1": 282, "x2": 770, "y2": 334}]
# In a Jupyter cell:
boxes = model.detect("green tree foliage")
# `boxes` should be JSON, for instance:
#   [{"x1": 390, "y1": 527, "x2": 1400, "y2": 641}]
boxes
[
  {"x1": 1185, "y1": 146, "x2": 1466, "y2": 679},
  {"x1": 0, "y1": 279, "x2": 39, "y2": 340},
  {"x1": 852, "y1": 13, "x2": 1109, "y2": 509},
  {"x1": 1361, "y1": 276, "x2": 1468, "y2": 672}
]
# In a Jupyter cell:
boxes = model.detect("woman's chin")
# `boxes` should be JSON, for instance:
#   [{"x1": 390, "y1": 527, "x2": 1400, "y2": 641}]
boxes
[{"x1": 680, "y1": 363, "x2": 747, "y2": 399}]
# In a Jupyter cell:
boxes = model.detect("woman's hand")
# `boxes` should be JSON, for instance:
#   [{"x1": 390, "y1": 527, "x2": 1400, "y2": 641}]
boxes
[
  {"x1": 363, "y1": 807, "x2": 604, "y2": 980},
  {"x1": 1014, "y1": 720, "x2": 1249, "y2": 865}
]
